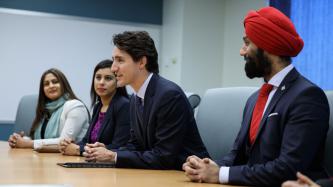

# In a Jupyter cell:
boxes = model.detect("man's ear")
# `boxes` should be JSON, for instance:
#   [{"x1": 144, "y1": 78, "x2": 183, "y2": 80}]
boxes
[{"x1": 138, "y1": 56, "x2": 147, "y2": 70}]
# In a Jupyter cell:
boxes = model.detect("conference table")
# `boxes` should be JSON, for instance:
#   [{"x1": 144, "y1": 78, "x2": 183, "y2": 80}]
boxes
[{"x1": 0, "y1": 141, "x2": 244, "y2": 187}]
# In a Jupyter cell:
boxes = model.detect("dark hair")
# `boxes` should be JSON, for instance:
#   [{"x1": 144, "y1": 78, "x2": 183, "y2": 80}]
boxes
[
  {"x1": 30, "y1": 68, "x2": 79, "y2": 138},
  {"x1": 90, "y1": 59, "x2": 128, "y2": 108},
  {"x1": 113, "y1": 31, "x2": 159, "y2": 74}
]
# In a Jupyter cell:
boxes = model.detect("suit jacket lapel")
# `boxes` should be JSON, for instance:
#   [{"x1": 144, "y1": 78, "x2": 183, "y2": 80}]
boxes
[
  {"x1": 97, "y1": 95, "x2": 118, "y2": 141},
  {"x1": 143, "y1": 74, "x2": 157, "y2": 127},
  {"x1": 242, "y1": 94, "x2": 258, "y2": 144},
  {"x1": 142, "y1": 74, "x2": 158, "y2": 146},
  {"x1": 252, "y1": 68, "x2": 300, "y2": 147}
]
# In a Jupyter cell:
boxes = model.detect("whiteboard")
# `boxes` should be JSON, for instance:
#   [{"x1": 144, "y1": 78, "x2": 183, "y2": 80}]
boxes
[{"x1": 0, "y1": 9, "x2": 161, "y2": 121}]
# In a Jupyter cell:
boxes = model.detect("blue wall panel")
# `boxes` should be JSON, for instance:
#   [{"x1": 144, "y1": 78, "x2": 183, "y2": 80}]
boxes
[{"x1": 0, "y1": 122, "x2": 14, "y2": 141}]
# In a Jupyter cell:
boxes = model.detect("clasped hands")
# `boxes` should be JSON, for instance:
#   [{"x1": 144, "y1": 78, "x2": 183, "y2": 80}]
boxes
[
  {"x1": 182, "y1": 155, "x2": 220, "y2": 184},
  {"x1": 59, "y1": 138, "x2": 80, "y2": 156},
  {"x1": 183, "y1": 156, "x2": 321, "y2": 187},
  {"x1": 59, "y1": 138, "x2": 116, "y2": 162},
  {"x1": 282, "y1": 172, "x2": 321, "y2": 187},
  {"x1": 83, "y1": 142, "x2": 116, "y2": 162},
  {"x1": 8, "y1": 131, "x2": 33, "y2": 148}
]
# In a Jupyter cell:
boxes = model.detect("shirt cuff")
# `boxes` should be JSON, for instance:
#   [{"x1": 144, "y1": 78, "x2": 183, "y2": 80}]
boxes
[
  {"x1": 33, "y1": 138, "x2": 59, "y2": 149},
  {"x1": 33, "y1": 140, "x2": 41, "y2": 149},
  {"x1": 219, "y1": 166, "x2": 230, "y2": 184},
  {"x1": 114, "y1": 152, "x2": 117, "y2": 163}
]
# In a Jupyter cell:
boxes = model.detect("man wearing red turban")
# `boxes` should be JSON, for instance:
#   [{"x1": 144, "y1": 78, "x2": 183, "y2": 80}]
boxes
[{"x1": 183, "y1": 7, "x2": 329, "y2": 187}]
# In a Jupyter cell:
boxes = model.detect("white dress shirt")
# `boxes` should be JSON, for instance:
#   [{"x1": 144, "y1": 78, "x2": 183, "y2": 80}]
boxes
[{"x1": 136, "y1": 73, "x2": 153, "y2": 102}]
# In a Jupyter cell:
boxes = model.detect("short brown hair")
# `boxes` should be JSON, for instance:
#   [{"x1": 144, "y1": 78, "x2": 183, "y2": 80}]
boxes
[{"x1": 113, "y1": 31, "x2": 159, "y2": 74}]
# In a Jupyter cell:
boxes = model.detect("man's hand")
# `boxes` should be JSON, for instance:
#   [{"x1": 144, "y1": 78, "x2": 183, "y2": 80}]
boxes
[
  {"x1": 183, "y1": 155, "x2": 219, "y2": 184},
  {"x1": 183, "y1": 155, "x2": 204, "y2": 182},
  {"x1": 83, "y1": 143, "x2": 115, "y2": 162},
  {"x1": 282, "y1": 172, "x2": 321, "y2": 187},
  {"x1": 85, "y1": 142, "x2": 106, "y2": 148}
]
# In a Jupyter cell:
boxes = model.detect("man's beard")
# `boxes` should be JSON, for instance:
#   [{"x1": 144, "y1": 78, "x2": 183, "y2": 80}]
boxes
[{"x1": 244, "y1": 48, "x2": 272, "y2": 79}]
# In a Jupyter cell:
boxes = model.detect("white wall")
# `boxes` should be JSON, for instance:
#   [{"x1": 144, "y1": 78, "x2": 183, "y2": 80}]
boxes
[
  {"x1": 181, "y1": 0, "x2": 225, "y2": 95},
  {"x1": 222, "y1": 0, "x2": 267, "y2": 87},
  {"x1": 160, "y1": 0, "x2": 184, "y2": 85},
  {"x1": 1, "y1": 0, "x2": 269, "y2": 120},
  {"x1": 0, "y1": 9, "x2": 160, "y2": 121},
  {"x1": 161, "y1": 0, "x2": 267, "y2": 96}
]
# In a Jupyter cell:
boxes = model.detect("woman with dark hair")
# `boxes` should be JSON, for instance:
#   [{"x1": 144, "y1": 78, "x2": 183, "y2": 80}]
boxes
[
  {"x1": 8, "y1": 68, "x2": 89, "y2": 151},
  {"x1": 59, "y1": 59, "x2": 130, "y2": 156}
]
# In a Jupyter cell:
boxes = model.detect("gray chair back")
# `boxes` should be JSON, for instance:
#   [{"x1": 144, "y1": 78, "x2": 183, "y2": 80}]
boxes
[
  {"x1": 324, "y1": 91, "x2": 333, "y2": 175},
  {"x1": 14, "y1": 94, "x2": 38, "y2": 135},
  {"x1": 196, "y1": 87, "x2": 258, "y2": 160}
]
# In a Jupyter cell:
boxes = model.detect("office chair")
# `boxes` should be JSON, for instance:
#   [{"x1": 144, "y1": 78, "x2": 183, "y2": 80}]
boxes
[
  {"x1": 196, "y1": 87, "x2": 257, "y2": 160},
  {"x1": 185, "y1": 92, "x2": 201, "y2": 110},
  {"x1": 324, "y1": 90, "x2": 333, "y2": 176},
  {"x1": 14, "y1": 94, "x2": 38, "y2": 135}
]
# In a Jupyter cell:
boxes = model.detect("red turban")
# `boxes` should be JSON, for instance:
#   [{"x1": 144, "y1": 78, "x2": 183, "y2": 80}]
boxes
[{"x1": 244, "y1": 7, "x2": 304, "y2": 57}]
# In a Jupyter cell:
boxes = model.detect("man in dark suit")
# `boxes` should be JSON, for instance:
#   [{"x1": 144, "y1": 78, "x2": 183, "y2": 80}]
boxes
[
  {"x1": 83, "y1": 31, "x2": 209, "y2": 169},
  {"x1": 183, "y1": 6, "x2": 330, "y2": 186}
]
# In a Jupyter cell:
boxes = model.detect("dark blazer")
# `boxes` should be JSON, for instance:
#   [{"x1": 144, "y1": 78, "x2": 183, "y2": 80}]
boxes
[
  {"x1": 218, "y1": 68, "x2": 330, "y2": 186},
  {"x1": 78, "y1": 93, "x2": 130, "y2": 153},
  {"x1": 115, "y1": 74, "x2": 209, "y2": 170},
  {"x1": 317, "y1": 178, "x2": 333, "y2": 187}
]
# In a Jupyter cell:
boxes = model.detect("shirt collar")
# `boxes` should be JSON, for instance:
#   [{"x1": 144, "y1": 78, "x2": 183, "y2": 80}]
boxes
[
  {"x1": 136, "y1": 73, "x2": 153, "y2": 100},
  {"x1": 268, "y1": 64, "x2": 294, "y2": 88}
]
